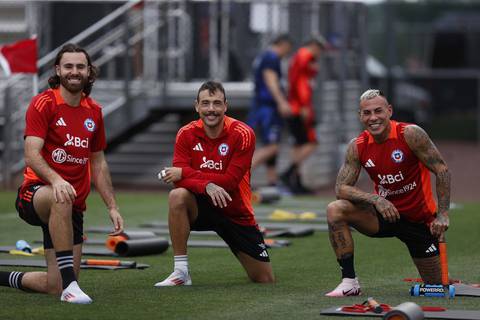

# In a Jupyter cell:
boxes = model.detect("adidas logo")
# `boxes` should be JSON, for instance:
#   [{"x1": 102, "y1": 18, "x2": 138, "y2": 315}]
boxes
[
  {"x1": 365, "y1": 159, "x2": 375, "y2": 168},
  {"x1": 192, "y1": 143, "x2": 204, "y2": 151},
  {"x1": 56, "y1": 117, "x2": 67, "y2": 127},
  {"x1": 425, "y1": 244, "x2": 437, "y2": 253},
  {"x1": 259, "y1": 250, "x2": 269, "y2": 258}
]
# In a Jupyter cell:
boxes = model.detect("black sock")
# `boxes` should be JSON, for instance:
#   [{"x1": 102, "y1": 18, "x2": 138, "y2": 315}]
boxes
[
  {"x1": 338, "y1": 254, "x2": 356, "y2": 279},
  {"x1": 56, "y1": 250, "x2": 76, "y2": 289},
  {"x1": 0, "y1": 271, "x2": 24, "y2": 290}
]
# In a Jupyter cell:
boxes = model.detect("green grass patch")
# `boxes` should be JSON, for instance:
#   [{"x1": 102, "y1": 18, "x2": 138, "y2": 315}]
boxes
[{"x1": 0, "y1": 191, "x2": 479, "y2": 319}]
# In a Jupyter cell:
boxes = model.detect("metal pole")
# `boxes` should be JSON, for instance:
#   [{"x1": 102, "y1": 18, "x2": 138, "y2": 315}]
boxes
[
  {"x1": 2, "y1": 86, "x2": 11, "y2": 189},
  {"x1": 359, "y1": 3, "x2": 369, "y2": 91},
  {"x1": 385, "y1": 1, "x2": 396, "y2": 103},
  {"x1": 220, "y1": 0, "x2": 230, "y2": 81},
  {"x1": 167, "y1": 1, "x2": 175, "y2": 79},
  {"x1": 123, "y1": 13, "x2": 132, "y2": 120},
  {"x1": 209, "y1": 1, "x2": 219, "y2": 79},
  {"x1": 310, "y1": 1, "x2": 320, "y2": 36},
  {"x1": 337, "y1": 2, "x2": 348, "y2": 143},
  {"x1": 478, "y1": 77, "x2": 480, "y2": 144}
]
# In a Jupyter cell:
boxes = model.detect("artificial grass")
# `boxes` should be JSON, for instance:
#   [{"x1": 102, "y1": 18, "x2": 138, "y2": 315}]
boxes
[{"x1": 0, "y1": 191, "x2": 478, "y2": 320}]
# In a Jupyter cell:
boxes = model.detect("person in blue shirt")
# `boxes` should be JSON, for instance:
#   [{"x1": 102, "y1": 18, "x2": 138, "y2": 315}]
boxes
[{"x1": 248, "y1": 34, "x2": 292, "y2": 187}]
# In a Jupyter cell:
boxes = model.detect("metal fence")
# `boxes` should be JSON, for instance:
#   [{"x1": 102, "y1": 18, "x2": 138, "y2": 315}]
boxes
[{"x1": 0, "y1": 0, "x2": 369, "y2": 189}]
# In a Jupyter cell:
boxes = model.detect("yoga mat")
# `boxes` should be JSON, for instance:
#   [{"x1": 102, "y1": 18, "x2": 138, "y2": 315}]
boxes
[
  {"x1": 454, "y1": 283, "x2": 480, "y2": 297},
  {"x1": 320, "y1": 306, "x2": 480, "y2": 319},
  {"x1": 0, "y1": 259, "x2": 149, "y2": 269}
]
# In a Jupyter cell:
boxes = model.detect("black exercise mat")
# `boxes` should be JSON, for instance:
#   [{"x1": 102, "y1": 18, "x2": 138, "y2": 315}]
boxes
[
  {"x1": 454, "y1": 283, "x2": 480, "y2": 297},
  {"x1": 0, "y1": 259, "x2": 149, "y2": 270},
  {"x1": 85, "y1": 226, "x2": 218, "y2": 237},
  {"x1": 138, "y1": 221, "x2": 322, "y2": 235},
  {"x1": 258, "y1": 222, "x2": 326, "y2": 232},
  {"x1": 86, "y1": 225, "x2": 296, "y2": 242},
  {"x1": 82, "y1": 246, "x2": 119, "y2": 256},
  {"x1": 83, "y1": 237, "x2": 289, "y2": 249},
  {"x1": 320, "y1": 306, "x2": 480, "y2": 319},
  {"x1": 140, "y1": 221, "x2": 324, "y2": 233},
  {"x1": 255, "y1": 215, "x2": 326, "y2": 223}
]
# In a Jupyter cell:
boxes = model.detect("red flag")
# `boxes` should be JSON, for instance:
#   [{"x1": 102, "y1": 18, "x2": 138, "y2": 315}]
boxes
[{"x1": 0, "y1": 38, "x2": 37, "y2": 75}]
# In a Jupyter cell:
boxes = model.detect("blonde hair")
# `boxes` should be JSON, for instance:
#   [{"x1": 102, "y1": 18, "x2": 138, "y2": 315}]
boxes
[{"x1": 359, "y1": 89, "x2": 386, "y2": 102}]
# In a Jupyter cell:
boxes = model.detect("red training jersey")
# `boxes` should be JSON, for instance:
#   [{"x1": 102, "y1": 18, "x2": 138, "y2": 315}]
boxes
[
  {"x1": 288, "y1": 47, "x2": 318, "y2": 118},
  {"x1": 173, "y1": 116, "x2": 256, "y2": 226},
  {"x1": 21, "y1": 88, "x2": 107, "y2": 212},
  {"x1": 356, "y1": 120, "x2": 437, "y2": 223}
]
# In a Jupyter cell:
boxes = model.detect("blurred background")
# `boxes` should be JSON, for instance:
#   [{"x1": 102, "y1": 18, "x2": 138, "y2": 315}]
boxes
[{"x1": 1, "y1": 0, "x2": 479, "y2": 195}]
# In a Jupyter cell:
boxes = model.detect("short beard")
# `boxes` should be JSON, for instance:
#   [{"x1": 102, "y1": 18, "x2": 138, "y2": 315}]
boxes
[{"x1": 59, "y1": 75, "x2": 87, "y2": 94}]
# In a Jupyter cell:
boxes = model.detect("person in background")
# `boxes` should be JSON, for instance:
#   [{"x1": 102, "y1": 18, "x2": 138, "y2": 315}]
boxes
[
  {"x1": 281, "y1": 37, "x2": 325, "y2": 194},
  {"x1": 248, "y1": 34, "x2": 292, "y2": 188}
]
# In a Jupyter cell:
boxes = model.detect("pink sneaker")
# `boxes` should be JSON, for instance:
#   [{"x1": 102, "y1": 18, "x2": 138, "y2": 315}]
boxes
[{"x1": 325, "y1": 278, "x2": 361, "y2": 297}]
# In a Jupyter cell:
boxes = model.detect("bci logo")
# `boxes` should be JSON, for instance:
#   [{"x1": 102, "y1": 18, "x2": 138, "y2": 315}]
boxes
[
  {"x1": 378, "y1": 171, "x2": 404, "y2": 185},
  {"x1": 200, "y1": 156, "x2": 223, "y2": 170},
  {"x1": 64, "y1": 134, "x2": 89, "y2": 149}
]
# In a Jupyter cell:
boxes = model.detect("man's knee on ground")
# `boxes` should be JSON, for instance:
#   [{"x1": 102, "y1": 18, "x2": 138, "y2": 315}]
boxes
[
  {"x1": 249, "y1": 272, "x2": 275, "y2": 284},
  {"x1": 47, "y1": 282, "x2": 62, "y2": 295}
]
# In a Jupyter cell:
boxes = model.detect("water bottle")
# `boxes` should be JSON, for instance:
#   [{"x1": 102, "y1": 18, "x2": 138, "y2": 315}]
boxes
[
  {"x1": 410, "y1": 284, "x2": 455, "y2": 298},
  {"x1": 15, "y1": 240, "x2": 32, "y2": 253}
]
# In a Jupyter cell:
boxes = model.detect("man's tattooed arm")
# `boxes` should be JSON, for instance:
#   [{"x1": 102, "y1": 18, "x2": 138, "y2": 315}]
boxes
[
  {"x1": 404, "y1": 125, "x2": 450, "y2": 236},
  {"x1": 336, "y1": 139, "x2": 378, "y2": 205}
]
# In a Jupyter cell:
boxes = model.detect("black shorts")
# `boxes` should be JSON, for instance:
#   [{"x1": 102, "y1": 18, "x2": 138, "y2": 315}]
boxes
[
  {"x1": 286, "y1": 115, "x2": 317, "y2": 145},
  {"x1": 15, "y1": 184, "x2": 84, "y2": 249},
  {"x1": 372, "y1": 211, "x2": 439, "y2": 259},
  {"x1": 192, "y1": 195, "x2": 270, "y2": 262}
]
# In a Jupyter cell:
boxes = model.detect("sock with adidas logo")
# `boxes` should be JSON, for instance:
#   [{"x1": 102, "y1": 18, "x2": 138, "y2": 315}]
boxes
[
  {"x1": 56, "y1": 250, "x2": 76, "y2": 289},
  {"x1": 0, "y1": 271, "x2": 25, "y2": 290}
]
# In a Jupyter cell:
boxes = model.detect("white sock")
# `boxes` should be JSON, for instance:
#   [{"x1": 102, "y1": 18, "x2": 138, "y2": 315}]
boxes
[{"x1": 174, "y1": 255, "x2": 188, "y2": 274}]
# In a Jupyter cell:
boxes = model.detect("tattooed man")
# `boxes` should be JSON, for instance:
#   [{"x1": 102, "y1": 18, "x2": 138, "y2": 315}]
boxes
[{"x1": 325, "y1": 89, "x2": 450, "y2": 297}]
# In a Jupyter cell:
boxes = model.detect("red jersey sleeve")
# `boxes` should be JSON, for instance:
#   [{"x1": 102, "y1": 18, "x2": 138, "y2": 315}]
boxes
[
  {"x1": 172, "y1": 128, "x2": 210, "y2": 193},
  {"x1": 24, "y1": 93, "x2": 54, "y2": 139}
]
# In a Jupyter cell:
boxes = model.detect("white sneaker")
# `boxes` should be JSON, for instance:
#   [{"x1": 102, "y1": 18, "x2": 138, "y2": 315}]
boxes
[
  {"x1": 60, "y1": 281, "x2": 93, "y2": 304},
  {"x1": 325, "y1": 277, "x2": 361, "y2": 297},
  {"x1": 154, "y1": 269, "x2": 192, "y2": 287}
]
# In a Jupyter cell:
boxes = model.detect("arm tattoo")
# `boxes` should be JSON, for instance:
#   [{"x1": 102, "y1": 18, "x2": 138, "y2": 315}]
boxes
[
  {"x1": 335, "y1": 139, "x2": 379, "y2": 205},
  {"x1": 436, "y1": 171, "x2": 451, "y2": 215},
  {"x1": 404, "y1": 125, "x2": 451, "y2": 214},
  {"x1": 335, "y1": 140, "x2": 361, "y2": 190}
]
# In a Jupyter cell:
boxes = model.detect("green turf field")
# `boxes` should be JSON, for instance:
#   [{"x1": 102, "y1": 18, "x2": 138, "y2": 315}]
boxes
[{"x1": 0, "y1": 191, "x2": 479, "y2": 319}]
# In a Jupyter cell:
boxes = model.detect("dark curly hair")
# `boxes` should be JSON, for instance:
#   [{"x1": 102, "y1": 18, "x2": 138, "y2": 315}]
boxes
[{"x1": 48, "y1": 43, "x2": 98, "y2": 96}]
